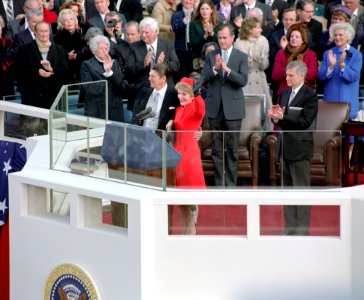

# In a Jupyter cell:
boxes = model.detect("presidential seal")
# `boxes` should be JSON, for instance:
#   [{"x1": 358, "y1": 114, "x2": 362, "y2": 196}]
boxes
[{"x1": 44, "y1": 263, "x2": 100, "y2": 300}]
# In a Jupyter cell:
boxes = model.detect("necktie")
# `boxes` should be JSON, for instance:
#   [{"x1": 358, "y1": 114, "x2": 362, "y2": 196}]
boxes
[
  {"x1": 151, "y1": 92, "x2": 159, "y2": 114},
  {"x1": 288, "y1": 90, "x2": 295, "y2": 106},
  {"x1": 6, "y1": 0, "x2": 13, "y2": 22},
  {"x1": 149, "y1": 45, "x2": 156, "y2": 65},
  {"x1": 222, "y1": 51, "x2": 229, "y2": 64},
  {"x1": 222, "y1": 51, "x2": 228, "y2": 76}
]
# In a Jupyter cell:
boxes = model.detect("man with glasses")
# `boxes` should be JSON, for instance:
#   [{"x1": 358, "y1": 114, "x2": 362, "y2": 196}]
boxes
[
  {"x1": 296, "y1": 0, "x2": 322, "y2": 55},
  {"x1": 344, "y1": 0, "x2": 364, "y2": 29},
  {"x1": 269, "y1": 7, "x2": 297, "y2": 103}
]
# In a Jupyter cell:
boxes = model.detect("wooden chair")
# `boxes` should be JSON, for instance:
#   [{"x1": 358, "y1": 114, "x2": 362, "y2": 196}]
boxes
[
  {"x1": 266, "y1": 101, "x2": 350, "y2": 187},
  {"x1": 199, "y1": 99, "x2": 263, "y2": 187}
]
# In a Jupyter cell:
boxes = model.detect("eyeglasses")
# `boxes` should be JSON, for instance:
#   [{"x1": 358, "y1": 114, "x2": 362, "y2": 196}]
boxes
[{"x1": 303, "y1": 9, "x2": 315, "y2": 13}]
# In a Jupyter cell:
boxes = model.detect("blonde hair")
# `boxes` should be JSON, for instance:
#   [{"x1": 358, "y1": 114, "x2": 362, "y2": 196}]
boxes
[
  {"x1": 57, "y1": 8, "x2": 78, "y2": 30},
  {"x1": 175, "y1": 82, "x2": 194, "y2": 97}
]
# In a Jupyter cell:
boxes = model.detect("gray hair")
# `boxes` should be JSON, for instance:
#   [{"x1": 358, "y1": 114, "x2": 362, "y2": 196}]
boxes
[
  {"x1": 89, "y1": 35, "x2": 110, "y2": 52},
  {"x1": 245, "y1": 7, "x2": 263, "y2": 19},
  {"x1": 84, "y1": 27, "x2": 103, "y2": 42},
  {"x1": 125, "y1": 20, "x2": 140, "y2": 32},
  {"x1": 329, "y1": 22, "x2": 355, "y2": 44},
  {"x1": 139, "y1": 17, "x2": 159, "y2": 34},
  {"x1": 25, "y1": 8, "x2": 43, "y2": 21},
  {"x1": 57, "y1": 8, "x2": 78, "y2": 30},
  {"x1": 24, "y1": 0, "x2": 41, "y2": 9},
  {"x1": 286, "y1": 60, "x2": 308, "y2": 77}
]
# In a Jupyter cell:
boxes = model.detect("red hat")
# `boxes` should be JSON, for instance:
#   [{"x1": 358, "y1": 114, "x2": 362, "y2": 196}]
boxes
[{"x1": 180, "y1": 77, "x2": 194, "y2": 86}]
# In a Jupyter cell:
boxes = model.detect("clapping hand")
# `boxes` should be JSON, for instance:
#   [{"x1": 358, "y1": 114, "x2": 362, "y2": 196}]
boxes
[
  {"x1": 234, "y1": 14, "x2": 243, "y2": 29},
  {"x1": 280, "y1": 35, "x2": 288, "y2": 50},
  {"x1": 268, "y1": 104, "x2": 285, "y2": 122},
  {"x1": 103, "y1": 54, "x2": 114, "y2": 73},
  {"x1": 328, "y1": 50, "x2": 337, "y2": 69},
  {"x1": 144, "y1": 51, "x2": 153, "y2": 67},
  {"x1": 214, "y1": 53, "x2": 223, "y2": 70},
  {"x1": 157, "y1": 51, "x2": 165, "y2": 64}
]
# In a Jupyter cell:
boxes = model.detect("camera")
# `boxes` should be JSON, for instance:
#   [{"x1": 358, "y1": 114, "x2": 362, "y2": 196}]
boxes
[{"x1": 107, "y1": 19, "x2": 118, "y2": 28}]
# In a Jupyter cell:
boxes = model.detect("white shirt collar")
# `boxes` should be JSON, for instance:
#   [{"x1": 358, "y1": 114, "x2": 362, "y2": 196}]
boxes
[
  {"x1": 245, "y1": 1, "x2": 256, "y2": 10},
  {"x1": 292, "y1": 83, "x2": 304, "y2": 96},
  {"x1": 147, "y1": 39, "x2": 158, "y2": 52},
  {"x1": 222, "y1": 46, "x2": 233, "y2": 57}
]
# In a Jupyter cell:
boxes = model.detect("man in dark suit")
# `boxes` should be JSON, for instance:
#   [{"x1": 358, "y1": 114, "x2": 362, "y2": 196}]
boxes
[
  {"x1": 230, "y1": 0, "x2": 273, "y2": 37},
  {"x1": 124, "y1": 63, "x2": 179, "y2": 130},
  {"x1": 0, "y1": 0, "x2": 24, "y2": 28},
  {"x1": 258, "y1": 0, "x2": 288, "y2": 23},
  {"x1": 5, "y1": 0, "x2": 41, "y2": 39},
  {"x1": 87, "y1": 0, "x2": 110, "y2": 31},
  {"x1": 13, "y1": 8, "x2": 43, "y2": 48},
  {"x1": 16, "y1": 21, "x2": 68, "y2": 109},
  {"x1": 268, "y1": 60, "x2": 318, "y2": 236},
  {"x1": 296, "y1": 0, "x2": 322, "y2": 54},
  {"x1": 201, "y1": 24, "x2": 248, "y2": 187},
  {"x1": 103, "y1": 11, "x2": 129, "y2": 70},
  {"x1": 269, "y1": 7, "x2": 297, "y2": 102},
  {"x1": 126, "y1": 17, "x2": 180, "y2": 84}
]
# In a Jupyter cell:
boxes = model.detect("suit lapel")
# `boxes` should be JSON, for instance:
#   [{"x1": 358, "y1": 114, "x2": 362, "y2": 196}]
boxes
[
  {"x1": 158, "y1": 87, "x2": 171, "y2": 126},
  {"x1": 289, "y1": 86, "x2": 305, "y2": 108}
]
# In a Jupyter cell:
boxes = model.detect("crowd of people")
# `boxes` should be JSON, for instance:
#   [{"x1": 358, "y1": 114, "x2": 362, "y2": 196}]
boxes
[{"x1": 0, "y1": 0, "x2": 363, "y2": 234}]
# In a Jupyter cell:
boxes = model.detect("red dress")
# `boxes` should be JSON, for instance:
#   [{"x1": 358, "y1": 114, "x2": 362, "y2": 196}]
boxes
[{"x1": 173, "y1": 95, "x2": 206, "y2": 188}]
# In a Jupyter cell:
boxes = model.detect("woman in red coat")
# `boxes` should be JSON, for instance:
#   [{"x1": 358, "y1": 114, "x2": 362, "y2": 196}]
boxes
[
  {"x1": 272, "y1": 23, "x2": 318, "y2": 100},
  {"x1": 167, "y1": 77, "x2": 205, "y2": 234}
]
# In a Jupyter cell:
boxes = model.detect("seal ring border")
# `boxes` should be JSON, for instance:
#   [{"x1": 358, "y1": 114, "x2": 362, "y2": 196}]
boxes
[{"x1": 44, "y1": 263, "x2": 100, "y2": 300}]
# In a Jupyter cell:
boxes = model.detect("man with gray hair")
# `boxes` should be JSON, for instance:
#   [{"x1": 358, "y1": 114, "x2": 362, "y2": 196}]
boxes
[
  {"x1": 268, "y1": 60, "x2": 318, "y2": 236},
  {"x1": 126, "y1": 16, "x2": 180, "y2": 84},
  {"x1": 5, "y1": 0, "x2": 41, "y2": 39},
  {"x1": 13, "y1": 8, "x2": 43, "y2": 48}
]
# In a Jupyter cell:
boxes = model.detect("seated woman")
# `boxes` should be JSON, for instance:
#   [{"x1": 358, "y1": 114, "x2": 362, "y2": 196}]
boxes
[
  {"x1": 318, "y1": 22, "x2": 362, "y2": 121},
  {"x1": 167, "y1": 77, "x2": 206, "y2": 235},
  {"x1": 189, "y1": 0, "x2": 219, "y2": 63},
  {"x1": 272, "y1": 23, "x2": 318, "y2": 101},
  {"x1": 234, "y1": 17, "x2": 272, "y2": 130},
  {"x1": 54, "y1": 8, "x2": 85, "y2": 83},
  {"x1": 80, "y1": 35, "x2": 124, "y2": 122}
]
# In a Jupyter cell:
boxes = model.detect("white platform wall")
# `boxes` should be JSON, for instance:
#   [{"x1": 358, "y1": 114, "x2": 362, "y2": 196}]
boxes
[{"x1": 9, "y1": 136, "x2": 364, "y2": 300}]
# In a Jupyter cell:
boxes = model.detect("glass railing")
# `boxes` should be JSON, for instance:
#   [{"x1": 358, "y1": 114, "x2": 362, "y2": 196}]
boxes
[
  {"x1": 49, "y1": 82, "x2": 344, "y2": 190},
  {"x1": 1, "y1": 94, "x2": 48, "y2": 140}
]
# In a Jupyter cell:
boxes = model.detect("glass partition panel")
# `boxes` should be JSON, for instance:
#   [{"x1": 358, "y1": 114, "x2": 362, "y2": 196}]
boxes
[
  {"x1": 2, "y1": 95, "x2": 47, "y2": 139},
  {"x1": 260, "y1": 205, "x2": 340, "y2": 237},
  {"x1": 49, "y1": 82, "x2": 344, "y2": 191},
  {"x1": 278, "y1": 130, "x2": 343, "y2": 189},
  {"x1": 168, "y1": 204, "x2": 247, "y2": 236},
  {"x1": 50, "y1": 81, "x2": 107, "y2": 170}
]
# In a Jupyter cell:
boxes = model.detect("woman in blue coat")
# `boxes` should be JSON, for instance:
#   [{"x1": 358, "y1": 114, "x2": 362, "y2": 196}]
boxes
[{"x1": 318, "y1": 22, "x2": 362, "y2": 120}]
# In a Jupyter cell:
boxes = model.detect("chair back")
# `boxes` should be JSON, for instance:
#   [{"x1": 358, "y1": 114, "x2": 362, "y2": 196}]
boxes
[
  {"x1": 313, "y1": 101, "x2": 350, "y2": 158},
  {"x1": 239, "y1": 99, "x2": 262, "y2": 145}
]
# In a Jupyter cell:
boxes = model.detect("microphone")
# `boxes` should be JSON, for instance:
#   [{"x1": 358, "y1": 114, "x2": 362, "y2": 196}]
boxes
[
  {"x1": 135, "y1": 106, "x2": 152, "y2": 119},
  {"x1": 139, "y1": 111, "x2": 156, "y2": 121},
  {"x1": 193, "y1": 75, "x2": 205, "y2": 96}
]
